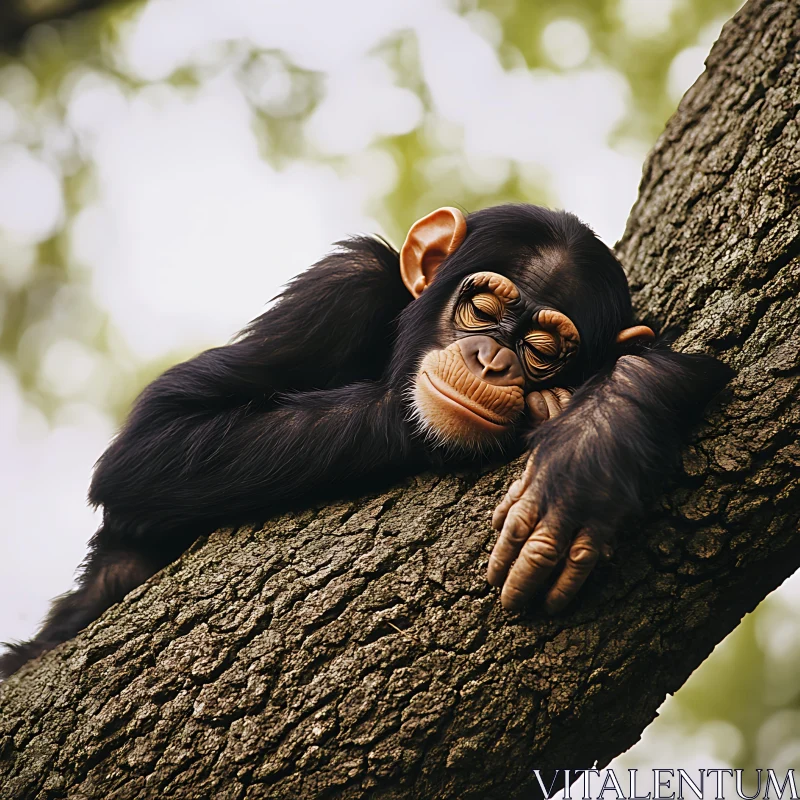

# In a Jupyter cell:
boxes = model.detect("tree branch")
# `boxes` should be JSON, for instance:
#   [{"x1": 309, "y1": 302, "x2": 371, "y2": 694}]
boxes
[{"x1": 0, "y1": 0, "x2": 798, "y2": 797}]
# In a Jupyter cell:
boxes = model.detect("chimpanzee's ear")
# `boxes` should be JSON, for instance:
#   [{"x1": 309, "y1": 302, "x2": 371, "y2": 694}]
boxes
[
  {"x1": 616, "y1": 325, "x2": 656, "y2": 346},
  {"x1": 400, "y1": 207, "x2": 467, "y2": 298}
]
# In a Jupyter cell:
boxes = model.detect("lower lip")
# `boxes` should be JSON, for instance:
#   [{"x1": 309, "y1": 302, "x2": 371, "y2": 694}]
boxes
[{"x1": 420, "y1": 372, "x2": 512, "y2": 433}]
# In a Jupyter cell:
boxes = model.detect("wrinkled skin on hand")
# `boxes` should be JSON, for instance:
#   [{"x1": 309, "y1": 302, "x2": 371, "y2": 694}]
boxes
[
  {"x1": 524, "y1": 387, "x2": 573, "y2": 424},
  {"x1": 488, "y1": 451, "x2": 614, "y2": 613},
  {"x1": 488, "y1": 349, "x2": 733, "y2": 614},
  {"x1": 489, "y1": 385, "x2": 613, "y2": 614}
]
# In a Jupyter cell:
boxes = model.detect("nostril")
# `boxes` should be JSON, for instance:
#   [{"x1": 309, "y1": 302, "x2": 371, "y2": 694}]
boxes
[
  {"x1": 476, "y1": 343, "x2": 503, "y2": 369},
  {"x1": 456, "y1": 335, "x2": 524, "y2": 387},
  {"x1": 483, "y1": 360, "x2": 509, "y2": 375},
  {"x1": 484, "y1": 350, "x2": 514, "y2": 373}
]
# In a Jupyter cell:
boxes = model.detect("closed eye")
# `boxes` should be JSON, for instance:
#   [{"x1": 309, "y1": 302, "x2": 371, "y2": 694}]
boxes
[
  {"x1": 521, "y1": 330, "x2": 560, "y2": 373},
  {"x1": 524, "y1": 330, "x2": 558, "y2": 358},
  {"x1": 454, "y1": 292, "x2": 504, "y2": 329},
  {"x1": 518, "y1": 309, "x2": 579, "y2": 380}
]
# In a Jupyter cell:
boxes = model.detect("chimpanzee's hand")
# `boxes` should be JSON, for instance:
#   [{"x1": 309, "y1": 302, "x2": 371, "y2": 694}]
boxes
[
  {"x1": 493, "y1": 385, "x2": 597, "y2": 613},
  {"x1": 488, "y1": 348, "x2": 732, "y2": 613},
  {"x1": 524, "y1": 387, "x2": 572, "y2": 424},
  {"x1": 487, "y1": 441, "x2": 614, "y2": 614}
]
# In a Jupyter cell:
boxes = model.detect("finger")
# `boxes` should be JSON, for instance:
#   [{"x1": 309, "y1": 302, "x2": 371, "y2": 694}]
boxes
[
  {"x1": 491, "y1": 455, "x2": 537, "y2": 531},
  {"x1": 540, "y1": 389, "x2": 561, "y2": 419},
  {"x1": 487, "y1": 496, "x2": 539, "y2": 588},
  {"x1": 553, "y1": 387, "x2": 573, "y2": 409},
  {"x1": 544, "y1": 531, "x2": 600, "y2": 614},
  {"x1": 500, "y1": 515, "x2": 569, "y2": 610},
  {"x1": 491, "y1": 478, "x2": 525, "y2": 531},
  {"x1": 525, "y1": 391, "x2": 550, "y2": 422}
]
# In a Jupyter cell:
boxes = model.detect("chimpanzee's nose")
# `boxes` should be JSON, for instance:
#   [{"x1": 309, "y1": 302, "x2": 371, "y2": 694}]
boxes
[{"x1": 456, "y1": 335, "x2": 524, "y2": 387}]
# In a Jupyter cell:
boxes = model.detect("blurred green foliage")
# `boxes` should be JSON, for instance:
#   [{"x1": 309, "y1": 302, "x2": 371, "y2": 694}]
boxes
[
  {"x1": 473, "y1": 0, "x2": 739, "y2": 141},
  {"x1": 0, "y1": 0, "x2": 743, "y2": 419},
  {"x1": 3, "y1": 0, "x2": 797, "y2": 776}
]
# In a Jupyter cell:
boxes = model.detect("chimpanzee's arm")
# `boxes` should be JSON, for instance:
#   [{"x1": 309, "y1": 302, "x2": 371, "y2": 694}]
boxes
[
  {"x1": 89, "y1": 236, "x2": 410, "y2": 530},
  {"x1": 488, "y1": 346, "x2": 733, "y2": 612},
  {"x1": 90, "y1": 379, "x2": 411, "y2": 538},
  {"x1": 0, "y1": 240, "x2": 412, "y2": 677},
  {"x1": 1, "y1": 341, "x2": 413, "y2": 679},
  {"x1": 0, "y1": 238, "x2": 415, "y2": 679}
]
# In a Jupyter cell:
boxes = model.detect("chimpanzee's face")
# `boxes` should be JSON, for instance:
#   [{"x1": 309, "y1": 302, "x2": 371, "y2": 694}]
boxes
[
  {"x1": 411, "y1": 270, "x2": 580, "y2": 449},
  {"x1": 396, "y1": 204, "x2": 641, "y2": 452}
]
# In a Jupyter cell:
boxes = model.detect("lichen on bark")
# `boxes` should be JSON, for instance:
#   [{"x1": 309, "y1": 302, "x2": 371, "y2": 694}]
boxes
[{"x1": 1, "y1": 1, "x2": 799, "y2": 798}]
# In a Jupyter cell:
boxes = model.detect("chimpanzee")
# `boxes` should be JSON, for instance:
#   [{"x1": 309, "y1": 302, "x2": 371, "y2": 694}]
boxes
[{"x1": 0, "y1": 204, "x2": 731, "y2": 678}]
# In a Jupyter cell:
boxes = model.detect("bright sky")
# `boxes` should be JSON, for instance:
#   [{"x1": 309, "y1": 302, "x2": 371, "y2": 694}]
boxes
[{"x1": 2, "y1": 0, "x2": 796, "y2": 769}]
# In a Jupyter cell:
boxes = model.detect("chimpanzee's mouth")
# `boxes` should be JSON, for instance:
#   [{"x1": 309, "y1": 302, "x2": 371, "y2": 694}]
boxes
[{"x1": 419, "y1": 371, "x2": 512, "y2": 431}]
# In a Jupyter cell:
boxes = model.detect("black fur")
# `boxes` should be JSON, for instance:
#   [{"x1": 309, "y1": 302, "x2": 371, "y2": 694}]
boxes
[
  {"x1": 0, "y1": 204, "x2": 731, "y2": 678},
  {"x1": 527, "y1": 342, "x2": 733, "y2": 533}
]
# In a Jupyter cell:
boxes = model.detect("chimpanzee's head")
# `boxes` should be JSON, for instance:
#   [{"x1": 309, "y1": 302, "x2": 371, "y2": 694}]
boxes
[{"x1": 389, "y1": 204, "x2": 653, "y2": 451}]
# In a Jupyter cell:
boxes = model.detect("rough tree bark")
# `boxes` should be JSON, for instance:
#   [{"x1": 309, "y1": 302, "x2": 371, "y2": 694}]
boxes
[{"x1": 1, "y1": 1, "x2": 798, "y2": 797}]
